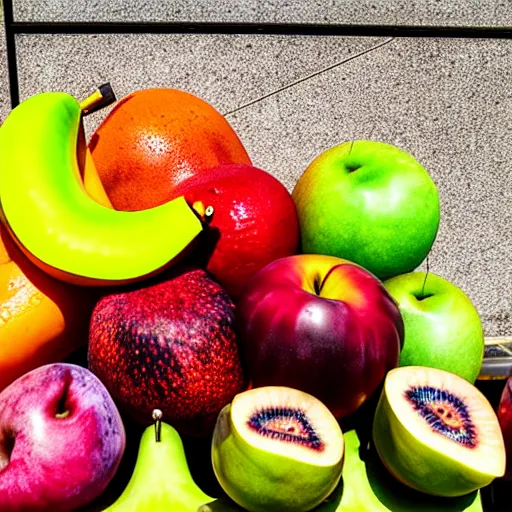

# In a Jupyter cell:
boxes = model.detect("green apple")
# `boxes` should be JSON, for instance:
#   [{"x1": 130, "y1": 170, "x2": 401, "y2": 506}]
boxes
[
  {"x1": 292, "y1": 140, "x2": 440, "y2": 280},
  {"x1": 384, "y1": 271, "x2": 484, "y2": 383}
]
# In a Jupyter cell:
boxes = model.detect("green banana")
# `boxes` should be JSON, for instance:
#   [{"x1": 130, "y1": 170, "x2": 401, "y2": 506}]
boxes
[{"x1": 0, "y1": 91, "x2": 203, "y2": 286}]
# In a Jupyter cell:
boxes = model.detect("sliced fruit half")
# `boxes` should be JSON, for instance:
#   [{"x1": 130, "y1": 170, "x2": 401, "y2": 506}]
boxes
[
  {"x1": 373, "y1": 366, "x2": 506, "y2": 497},
  {"x1": 212, "y1": 386, "x2": 344, "y2": 512}
]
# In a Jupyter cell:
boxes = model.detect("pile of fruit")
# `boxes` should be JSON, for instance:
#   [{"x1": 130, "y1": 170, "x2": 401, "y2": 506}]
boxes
[{"x1": 0, "y1": 84, "x2": 510, "y2": 512}]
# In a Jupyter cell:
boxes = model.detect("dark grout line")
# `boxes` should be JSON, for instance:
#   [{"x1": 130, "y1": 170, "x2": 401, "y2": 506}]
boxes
[
  {"x1": 223, "y1": 37, "x2": 395, "y2": 117},
  {"x1": 9, "y1": 21, "x2": 512, "y2": 39},
  {"x1": 3, "y1": 0, "x2": 20, "y2": 108}
]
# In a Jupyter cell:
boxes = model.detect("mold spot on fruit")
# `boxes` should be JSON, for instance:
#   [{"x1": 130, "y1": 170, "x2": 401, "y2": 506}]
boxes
[
  {"x1": 248, "y1": 407, "x2": 324, "y2": 451},
  {"x1": 405, "y1": 386, "x2": 477, "y2": 447}
]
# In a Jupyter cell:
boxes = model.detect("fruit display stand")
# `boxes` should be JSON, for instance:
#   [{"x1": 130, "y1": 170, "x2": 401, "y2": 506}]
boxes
[{"x1": 1, "y1": 1, "x2": 512, "y2": 511}]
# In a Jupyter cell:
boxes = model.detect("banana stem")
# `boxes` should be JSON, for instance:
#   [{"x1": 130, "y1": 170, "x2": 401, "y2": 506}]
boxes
[{"x1": 79, "y1": 83, "x2": 117, "y2": 116}]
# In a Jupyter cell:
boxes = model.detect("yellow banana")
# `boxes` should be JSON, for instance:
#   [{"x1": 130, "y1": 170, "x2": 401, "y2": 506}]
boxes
[{"x1": 0, "y1": 90, "x2": 204, "y2": 286}]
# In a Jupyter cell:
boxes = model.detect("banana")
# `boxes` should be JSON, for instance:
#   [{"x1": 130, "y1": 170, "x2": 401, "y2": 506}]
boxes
[{"x1": 0, "y1": 91, "x2": 204, "y2": 286}]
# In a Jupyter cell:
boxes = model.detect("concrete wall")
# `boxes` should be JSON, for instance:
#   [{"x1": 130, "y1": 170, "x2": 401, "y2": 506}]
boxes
[{"x1": 1, "y1": 2, "x2": 511, "y2": 336}]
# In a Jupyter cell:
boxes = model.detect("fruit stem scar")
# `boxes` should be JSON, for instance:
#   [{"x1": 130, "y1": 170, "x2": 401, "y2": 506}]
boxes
[
  {"x1": 191, "y1": 202, "x2": 215, "y2": 224},
  {"x1": 55, "y1": 371, "x2": 72, "y2": 419},
  {"x1": 205, "y1": 206, "x2": 215, "y2": 222},
  {"x1": 152, "y1": 409, "x2": 163, "y2": 443}
]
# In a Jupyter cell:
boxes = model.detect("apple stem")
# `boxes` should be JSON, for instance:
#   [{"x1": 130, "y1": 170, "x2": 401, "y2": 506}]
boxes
[{"x1": 152, "y1": 409, "x2": 163, "y2": 443}]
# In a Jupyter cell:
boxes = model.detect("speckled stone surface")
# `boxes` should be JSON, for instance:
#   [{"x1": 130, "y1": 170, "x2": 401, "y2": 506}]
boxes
[
  {"x1": 14, "y1": 34, "x2": 512, "y2": 336},
  {"x1": 227, "y1": 37, "x2": 512, "y2": 336},
  {"x1": 0, "y1": 7, "x2": 11, "y2": 125},
  {"x1": 12, "y1": 0, "x2": 512, "y2": 26},
  {"x1": 15, "y1": 33, "x2": 383, "y2": 134}
]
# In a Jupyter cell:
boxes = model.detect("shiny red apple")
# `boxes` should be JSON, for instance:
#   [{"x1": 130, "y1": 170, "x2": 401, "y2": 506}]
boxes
[
  {"x1": 236, "y1": 254, "x2": 404, "y2": 419},
  {"x1": 170, "y1": 163, "x2": 299, "y2": 298},
  {"x1": 498, "y1": 376, "x2": 512, "y2": 480}
]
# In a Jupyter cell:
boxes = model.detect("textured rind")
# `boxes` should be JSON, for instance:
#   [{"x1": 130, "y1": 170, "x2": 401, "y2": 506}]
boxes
[
  {"x1": 0, "y1": 363, "x2": 126, "y2": 511},
  {"x1": 88, "y1": 88, "x2": 252, "y2": 212},
  {"x1": 88, "y1": 268, "x2": 246, "y2": 436}
]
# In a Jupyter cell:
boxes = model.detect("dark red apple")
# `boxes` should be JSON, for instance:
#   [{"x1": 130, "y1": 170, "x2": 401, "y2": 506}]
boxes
[
  {"x1": 88, "y1": 267, "x2": 246, "y2": 437},
  {"x1": 498, "y1": 376, "x2": 512, "y2": 480},
  {"x1": 236, "y1": 254, "x2": 404, "y2": 419},
  {"x1": 169, "y1": 164, "x2": 299, "y2": 298}
]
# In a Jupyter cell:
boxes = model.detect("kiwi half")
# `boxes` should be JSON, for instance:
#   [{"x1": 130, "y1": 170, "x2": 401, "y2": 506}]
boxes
[
  {"x1": 211, "y1": 386, "x2": 344, "y2": 512},
  {"x1": 373, "y1": 366, "x2": 506, "y2": 497}
]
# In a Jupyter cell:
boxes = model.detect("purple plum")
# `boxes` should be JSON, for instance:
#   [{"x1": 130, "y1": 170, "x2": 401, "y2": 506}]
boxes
[{"x1": 0, "y1": 363, "x2": 126, "y2": 511}]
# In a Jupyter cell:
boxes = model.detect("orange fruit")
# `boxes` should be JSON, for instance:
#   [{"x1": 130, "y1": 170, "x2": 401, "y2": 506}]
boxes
[
  {"x1": 88, "y1": 88, "x2": 252, "y2": 211},
  {"x1": 0, "y1": 224, "x2": 97, "y2": 392}
]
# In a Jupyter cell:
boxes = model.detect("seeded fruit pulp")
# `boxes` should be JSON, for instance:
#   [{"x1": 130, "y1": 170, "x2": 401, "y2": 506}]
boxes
[
  {"x1": 372, "y1": 366, "x2": 506, "y2": 497},
  {"x1": 212, "y1": 386, "x2": 344, "y2": 512},
  {"x1": 88, "y1": 268, "x2": 246, "y2": 437}
]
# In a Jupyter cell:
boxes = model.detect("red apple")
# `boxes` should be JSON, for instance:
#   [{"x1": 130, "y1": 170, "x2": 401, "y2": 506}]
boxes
[
  {"x1": 170, "y1": 164, "x2": 299, "y2": 298},
  {"x1": 236, "y1": 254, "x2": 404, "y2": 419},
  {"x1": 0, "y1": 363, "x2": 126, "y2": 511},
  {"x1": 498, "y1": 376, "x2": 512, "y2": 480}
]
